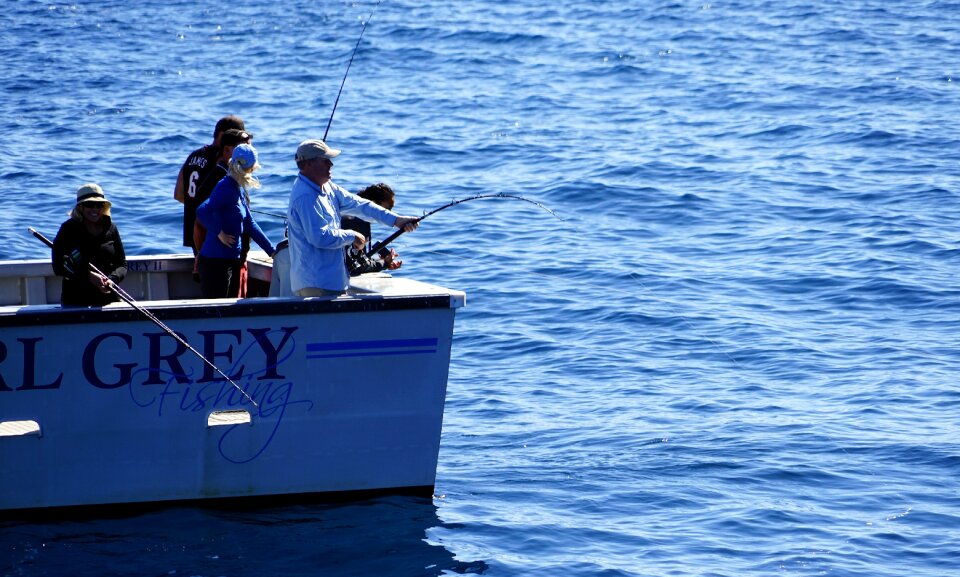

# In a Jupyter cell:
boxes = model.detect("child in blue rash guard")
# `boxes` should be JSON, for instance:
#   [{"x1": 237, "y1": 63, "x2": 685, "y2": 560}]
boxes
[{"x1": 196, "y1": 143, "x2": 277, "y2": 298}]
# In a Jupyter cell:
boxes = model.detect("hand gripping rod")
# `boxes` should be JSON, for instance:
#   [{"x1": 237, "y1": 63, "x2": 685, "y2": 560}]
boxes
[{"x1": 29, "y1": 227, "x2": 258, "y2": 408}]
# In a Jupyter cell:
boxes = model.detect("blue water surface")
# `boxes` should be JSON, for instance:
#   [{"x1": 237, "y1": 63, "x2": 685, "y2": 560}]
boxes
[{"x1": 2, "y1": 0, "x2": 959, "y2": 575}]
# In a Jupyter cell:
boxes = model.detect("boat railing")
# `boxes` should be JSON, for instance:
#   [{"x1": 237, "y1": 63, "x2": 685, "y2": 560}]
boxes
[{"x1": 0, "y1": 252, "x2": 274, "y2": 307}]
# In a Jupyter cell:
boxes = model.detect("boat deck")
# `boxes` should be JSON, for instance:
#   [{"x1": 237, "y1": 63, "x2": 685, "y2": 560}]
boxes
[{"x1": 0, "y1": 251, "x2": 465, "y2": 309}]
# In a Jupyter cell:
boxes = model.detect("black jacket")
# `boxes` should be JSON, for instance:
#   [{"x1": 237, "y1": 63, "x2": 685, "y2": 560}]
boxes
[
  {"x1": 52, "y1": 216, "x2": 127, "y2": 306},
  {"x1": 342, "y1": 216, "x2": 387, "y2": 275}
]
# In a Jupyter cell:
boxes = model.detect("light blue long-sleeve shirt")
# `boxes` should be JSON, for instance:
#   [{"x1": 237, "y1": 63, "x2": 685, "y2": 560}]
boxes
[{"x1": 286, "y1": 175, "x2": 399, "y2": 293}]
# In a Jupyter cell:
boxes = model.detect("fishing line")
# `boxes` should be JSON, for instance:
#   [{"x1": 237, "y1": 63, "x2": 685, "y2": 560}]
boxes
[
  {"x1": 323, "y1": 0, "x2": 383, "y2": 141},
  {"x1": 399, "y1": 214, "x2": 748, "y2": 375},
  {"x1": 251, "y1": 208, "x2": 286, "y2": 220},
  {"x1": 362, "y1": 193, "x2": 563, "y2": 260},
  {"x1": 29, "y1": 227, "x2": 259, "y2": 408}
]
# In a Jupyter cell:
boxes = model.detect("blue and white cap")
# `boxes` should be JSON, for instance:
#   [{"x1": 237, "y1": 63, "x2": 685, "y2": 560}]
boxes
[{"x1": 231, "y1": 143, "x2": 258, "y2": 170}]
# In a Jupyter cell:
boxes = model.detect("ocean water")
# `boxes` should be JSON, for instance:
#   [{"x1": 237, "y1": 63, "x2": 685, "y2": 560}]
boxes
[{"x1": 2, "y1": 0, "x2": 960, "y2": 575}]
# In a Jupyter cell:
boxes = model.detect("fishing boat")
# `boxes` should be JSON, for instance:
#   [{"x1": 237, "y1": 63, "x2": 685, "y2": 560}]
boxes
[{"x1": 0, "y1": 249, "x2": 464, "y2": 513}]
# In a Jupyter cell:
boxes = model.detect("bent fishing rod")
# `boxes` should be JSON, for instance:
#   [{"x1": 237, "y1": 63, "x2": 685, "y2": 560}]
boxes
[
  {"x1": 323, "y1": 0, "x2": 383, "y2": 141},
  {"x1": 28, "y1": 227, "x2": 258, "y2": 408},
  {"x1": 353, "y1": 193, "x2": 563, "y2": 269}
]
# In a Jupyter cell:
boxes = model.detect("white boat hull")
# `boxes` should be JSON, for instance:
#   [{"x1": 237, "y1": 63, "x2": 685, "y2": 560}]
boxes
[{"x1": 0, "y1": 254, "x2": 463, "y2": 512}]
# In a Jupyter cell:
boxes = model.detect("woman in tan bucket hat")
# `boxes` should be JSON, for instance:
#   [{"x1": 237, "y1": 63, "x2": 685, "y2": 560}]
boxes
[{"x1": 51, "y1": 183, "x2": 128, "y2": 306}]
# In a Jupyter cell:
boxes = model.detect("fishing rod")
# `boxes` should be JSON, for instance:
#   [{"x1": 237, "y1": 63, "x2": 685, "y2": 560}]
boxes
[
  {"x1": 323, "y1": 0, "x2": 383, "y2": 141},
  {"x1": 248, "y1": 4, "x2": 383, "y2": 245},
  {"x1": 28, "y1": 227, "x2": 259, "y2": 408},
  {"x1": 349, "y1": 193, "x2": 563, "y2": 272}
]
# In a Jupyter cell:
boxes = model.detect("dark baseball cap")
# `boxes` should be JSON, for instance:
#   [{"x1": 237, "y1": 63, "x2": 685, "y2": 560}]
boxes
[{"x1": 221, "y1": 129, "x2": 252, "y2": 147}]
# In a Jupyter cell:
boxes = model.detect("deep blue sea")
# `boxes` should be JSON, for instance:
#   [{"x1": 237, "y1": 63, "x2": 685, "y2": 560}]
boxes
[{"x1": 2, "y1": 0, "x2": 960, "y2": 575}]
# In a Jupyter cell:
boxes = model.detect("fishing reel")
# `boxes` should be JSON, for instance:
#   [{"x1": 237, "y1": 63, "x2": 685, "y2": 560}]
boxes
[{"x1": 346, "y1": 247, "x2": 377, "y2": 275}]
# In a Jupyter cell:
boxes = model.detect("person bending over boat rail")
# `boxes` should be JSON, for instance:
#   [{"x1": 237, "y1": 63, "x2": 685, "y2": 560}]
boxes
[
  {"x1": 196, "y1": 143, "x2": 277, "y2": 298},
  {"x1": 52, "y1": 183, "x2": 128, "y2": 307},
  {"x1": 342, "y1": 182, "x2": 404, "y2": 275},
  {"x1": 286, "y1": 139, "x2": 419, "y2": 297}
]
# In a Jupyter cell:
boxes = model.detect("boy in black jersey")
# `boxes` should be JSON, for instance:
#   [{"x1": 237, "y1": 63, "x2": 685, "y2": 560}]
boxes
[{"x1": 173, "y1": 115, "x2": 245, "y2": 252}]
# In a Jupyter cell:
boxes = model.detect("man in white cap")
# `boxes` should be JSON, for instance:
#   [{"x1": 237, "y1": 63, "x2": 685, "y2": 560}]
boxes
[{"x1": 286, "y1": 139, "x2": 419, "y2": 297}]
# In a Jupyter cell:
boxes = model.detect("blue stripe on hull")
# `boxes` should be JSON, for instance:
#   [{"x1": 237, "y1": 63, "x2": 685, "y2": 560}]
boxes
[{"x1": 306, "y1": 338, "x2": 439, "y2": 359}]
